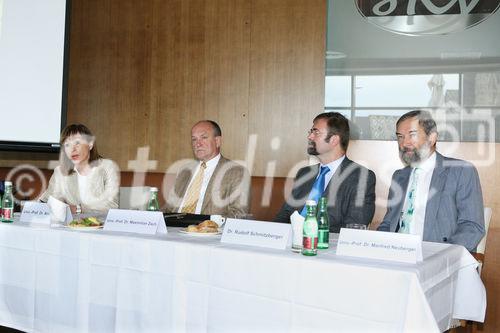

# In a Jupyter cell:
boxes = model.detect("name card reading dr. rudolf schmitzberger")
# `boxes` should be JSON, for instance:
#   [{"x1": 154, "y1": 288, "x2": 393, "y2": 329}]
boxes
[
  {"x1": 221, "y1": 219, "x2": 291, "y2": 250},
  {"x1": 104, "y1": 209, "x2": 167, "y2": 235},
  {"x1": 336, "y1": 228, "x2": 423, "y2": 264}
]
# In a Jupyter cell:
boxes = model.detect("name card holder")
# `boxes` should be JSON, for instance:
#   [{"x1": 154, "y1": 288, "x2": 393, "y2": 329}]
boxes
[
  {"x1": 336, "y1": 228, "x2": 423, "y2": 264},
  {"x1": 221, "y1": 219, "x2": 291, "y2": 250},
  {"x1": 20, "y1": 201, "x2": 51, "y2": 225},
  {"x1": 104, "y1": 209, "x2": 167, "y2": 235}
]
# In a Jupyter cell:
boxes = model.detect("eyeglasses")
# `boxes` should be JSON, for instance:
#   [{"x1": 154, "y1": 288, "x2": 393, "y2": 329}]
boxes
[{"x1": 308, "y1": 128, "x2": 325, "y2": 137}]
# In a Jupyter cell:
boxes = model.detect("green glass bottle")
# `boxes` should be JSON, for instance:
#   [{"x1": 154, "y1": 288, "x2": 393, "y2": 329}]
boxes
[
  {"x1": 302, "y1": 200, "x2": 318, "y2": 256},
  {"x1": 2, "y1": 181, "x2": 14, "y2": 223},
  {"x1": 146, "y1": 187, "x2": 160, "y2": 211},
  {"x1": 317, "y1": 197, "x2": 330, "y2": 249}
]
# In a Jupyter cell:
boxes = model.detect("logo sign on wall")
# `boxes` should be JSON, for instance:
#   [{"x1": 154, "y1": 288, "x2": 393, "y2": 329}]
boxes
[{"x1": 355, "y1": 0, "x2": 500, "y2": 35}]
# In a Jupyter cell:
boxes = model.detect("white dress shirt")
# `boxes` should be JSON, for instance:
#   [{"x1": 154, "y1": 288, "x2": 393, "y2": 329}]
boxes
[
  {"x1": 319, "y1": 155, "x2": 345, "y2": 190},
  {"x1": 178, "y1": 154, "x2": 221, "y2": 214},
  {"x1": 407, "y1": 152, "x2": 436, "y2": 236}
]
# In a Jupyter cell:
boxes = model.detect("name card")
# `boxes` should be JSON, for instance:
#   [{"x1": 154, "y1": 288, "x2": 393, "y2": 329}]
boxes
[
  {"x1": 336, "y1": 228, "x2": 423, "y2": 263},
  {"x1": 104, "y1": 209, "x2": 167, "y2": 235},
  {"x1": 221, "y1": 219, "x2": 291, "y2": 250},
  {"x1": 46, "y1": 196, "x2": 74, "y2": 224},
  {"x1": 20, "y1": 201, "x2": 51, "y2": 224}
]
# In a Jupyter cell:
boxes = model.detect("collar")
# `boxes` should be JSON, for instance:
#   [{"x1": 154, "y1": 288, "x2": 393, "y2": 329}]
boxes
[
  {"x1": 74, "y1": 165, "x2": 94, "y2": 177},
  {"x1": 416, "y1": 151, "x2": 436, "y2": 172},
  {"x1": 201, "y1": 153, "x2": 221, "y2": 169},
  {"x1": 321, "y1": 155, "x2": 345, "y2": 173}
]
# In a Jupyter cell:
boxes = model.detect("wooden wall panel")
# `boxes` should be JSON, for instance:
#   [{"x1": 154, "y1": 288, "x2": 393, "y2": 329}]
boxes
[
  {"x1": 248, "y1": 0, "x2": 327, "y2": 176},
  {"x1": 0, "y1": 151, "x2": 59, "y2": 169},
  {"x1": 67, "y1": 0, "x2": 251, "y2": 172},
  {"x1": 483, "y1": 225, "x2": 500, "y2": 332},
  {"x1": 67, "y1": 0, "x2": 154, "y2": 169}
]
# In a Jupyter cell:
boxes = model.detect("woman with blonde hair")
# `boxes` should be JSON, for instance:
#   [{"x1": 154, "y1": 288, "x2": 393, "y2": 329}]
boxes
[{"x1": 40, "y1": 124, "x2": 120, "y2": 214}]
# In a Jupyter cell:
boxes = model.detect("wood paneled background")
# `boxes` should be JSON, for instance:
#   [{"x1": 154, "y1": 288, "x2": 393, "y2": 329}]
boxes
[
  {"x1": 65, "y1": 0, "x2": 325, "y2": 176},
  {"x1": 0, "y1": 0, "x2": 499, "y2": 330}
]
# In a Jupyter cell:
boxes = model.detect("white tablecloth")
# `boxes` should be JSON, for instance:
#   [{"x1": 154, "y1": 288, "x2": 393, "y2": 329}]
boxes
[{"x1": 0, "y1": 222, "x2": 485, "y2": 333}]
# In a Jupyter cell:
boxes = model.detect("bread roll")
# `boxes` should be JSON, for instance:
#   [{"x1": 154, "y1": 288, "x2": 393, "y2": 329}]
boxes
[
  {"x1": 187, "y1": 225, "x2": 199, "y2": 232},
  {"x1": 199, "y1": 220, "x2": 219, "y2": 228},
  {"x1": 185, "y1": 220, "x2": 219, "y2": 233}
]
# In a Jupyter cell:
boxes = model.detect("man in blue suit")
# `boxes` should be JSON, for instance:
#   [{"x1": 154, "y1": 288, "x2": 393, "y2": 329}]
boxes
[{"x1": 377, "y1": 110, "x2": 484, "y2": 251}]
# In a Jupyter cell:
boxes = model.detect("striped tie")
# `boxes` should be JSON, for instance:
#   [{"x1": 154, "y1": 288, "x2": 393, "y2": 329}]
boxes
[
  {"x1": 181, "y1": 162, "x2": 207, "y2": 213},
  {"x1": 399, "y1": 168, "x2": 420, "y2": 234}
]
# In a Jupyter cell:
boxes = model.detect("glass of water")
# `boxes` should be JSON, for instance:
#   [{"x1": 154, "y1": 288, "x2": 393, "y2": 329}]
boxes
[{"x1": 345, "y1": 223, "x2": 367, "y2": 230}]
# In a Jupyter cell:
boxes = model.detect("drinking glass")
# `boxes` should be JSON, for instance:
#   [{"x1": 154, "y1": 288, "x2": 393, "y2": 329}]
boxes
[{"x1": 345, "y1": 223, "x2": 367, "y2": 230}]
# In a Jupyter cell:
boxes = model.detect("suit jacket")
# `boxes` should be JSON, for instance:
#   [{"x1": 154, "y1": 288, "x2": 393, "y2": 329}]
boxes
[
  {"x1": 166, "y1": 156, "x2": 250, "y2": 218},
  {"x1": 39, "y1": 158, "x2": 120, "y2": 213},
  {"x1": 377, "y1": 152, "x2": 485, "y2": 251},
  {"x1": 274, "y1": 157, "x2": 376, "y2": 232}
]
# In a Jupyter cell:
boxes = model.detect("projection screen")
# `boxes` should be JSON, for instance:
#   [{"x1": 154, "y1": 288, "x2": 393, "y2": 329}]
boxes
[{"x1": 0, "y1": 0, "x2": 70, "y2": 152}]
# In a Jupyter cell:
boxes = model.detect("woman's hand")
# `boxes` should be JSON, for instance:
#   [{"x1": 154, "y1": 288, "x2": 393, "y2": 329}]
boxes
[{"x1": 69, "y1": 205, "x2": 78, "y2": 214}]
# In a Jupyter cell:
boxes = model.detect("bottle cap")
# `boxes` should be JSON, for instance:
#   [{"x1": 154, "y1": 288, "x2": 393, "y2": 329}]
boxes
[
  {"x1": 306, "y1": 199, "x2": 317, "y2": 206},
  {"x1": 150, "y1": 187, "x2": 158, "y2": 192},
  {"x1": 4, "y1": 181, "x2": 12, "y2": 186}
]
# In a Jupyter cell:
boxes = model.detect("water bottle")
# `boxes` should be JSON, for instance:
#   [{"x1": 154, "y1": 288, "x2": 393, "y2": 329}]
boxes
[
  {"x1": 302, "y1": 200, "x2": 318, "y2": 256},
  {"x1": 317, "y1": 197, "x2": 330, "y2": 249},
  {"x1": 147, "y1": 187, "x2": 160, "y2": 211},
  {"x1": 2, "y1": 181, "x2": 14, "y2": 223}
]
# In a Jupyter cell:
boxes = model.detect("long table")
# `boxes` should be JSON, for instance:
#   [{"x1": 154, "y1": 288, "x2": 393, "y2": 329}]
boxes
[{"x1": 0, "y1": 221, "x2": 486, "y2": 332}]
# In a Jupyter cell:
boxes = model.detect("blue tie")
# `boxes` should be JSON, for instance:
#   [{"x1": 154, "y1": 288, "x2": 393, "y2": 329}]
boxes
[{"x1": 300, "y1": 166, "x2": 330, "y2": 216}]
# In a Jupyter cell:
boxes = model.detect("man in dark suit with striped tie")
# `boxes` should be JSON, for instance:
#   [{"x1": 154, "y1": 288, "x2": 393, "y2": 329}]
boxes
[{"x1": 274, "y1": 112, "x2": 376, "y2": 232}]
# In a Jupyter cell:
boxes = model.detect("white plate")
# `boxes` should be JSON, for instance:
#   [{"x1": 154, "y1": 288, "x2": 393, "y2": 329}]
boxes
[{"x1": 179, "y1": 228, "x2": 222, "y2": 236}]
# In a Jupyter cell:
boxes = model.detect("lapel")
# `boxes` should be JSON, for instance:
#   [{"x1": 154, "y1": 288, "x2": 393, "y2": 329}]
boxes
[
  {"x1": 301, "y1": 164, "x2": 320, "y2": 198},
  {"x1": 201, "y1": 156, "x2": 226, "y2": 212},
  {"x1": 175, "y1": 161, "x2": 198, "y2": 199},
  {"x1": 424, "y1": 152, "x2": 447, "y2": 224},
  {"x1": 324, "y1": 157, "x2": 350, "y2": 201},
  {"x1": 393, "y1": 166, "x2": 412, "y2": 213}
]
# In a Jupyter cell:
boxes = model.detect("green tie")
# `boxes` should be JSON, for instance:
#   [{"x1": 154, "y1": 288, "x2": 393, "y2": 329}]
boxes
[{"x1": 399, "y1": 168, "x2": 420, "y2": 234}]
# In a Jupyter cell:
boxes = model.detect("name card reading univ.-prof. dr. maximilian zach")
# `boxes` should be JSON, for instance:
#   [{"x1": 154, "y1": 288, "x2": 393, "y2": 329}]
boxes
[
  {"x1": 104, "y1": 209, "x2": 167, "y2": 235},
  {"x1": 221, "y1": 218, "x2": 291, "y2": 250}
]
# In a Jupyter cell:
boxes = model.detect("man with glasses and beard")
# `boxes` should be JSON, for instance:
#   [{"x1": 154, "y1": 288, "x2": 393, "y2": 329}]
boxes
[
  {"x1": 377, "y1": 110, "x2": 485, "y2": 251},
  {"x1": 274, "y1": 112, "x2": 376, "y2": 232}
]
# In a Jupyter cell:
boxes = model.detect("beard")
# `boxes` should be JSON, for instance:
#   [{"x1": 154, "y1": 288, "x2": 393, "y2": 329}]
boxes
[
  {"x1": 399, "y1": 140, "x2": 432, "y2": 167},
  {"x1": 307, "y1": 141, "x2": 319, "y2": 155}
]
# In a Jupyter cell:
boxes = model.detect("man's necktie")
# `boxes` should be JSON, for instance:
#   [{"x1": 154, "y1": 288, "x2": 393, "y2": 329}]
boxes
[
  {"x1": 181, "y1": 162, "x2": 207, "y2": 213},
  {"x1": 300, "y1": 166, "x2": 330, "y2": 216},
  {"x1": 399, "y1": 168, "x2": 420, "y2": 234}
]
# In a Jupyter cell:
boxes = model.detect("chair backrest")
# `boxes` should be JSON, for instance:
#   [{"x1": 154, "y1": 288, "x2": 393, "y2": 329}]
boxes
[
  {"x1": 476, "y1": 207, "x2": 492, "y2": 255},
  {"x1": 119, "y1": 186, "x2": 152, "y2": 210},
  {"x1": 249, "y1": 176, "x2": 292, "y2": 221}
]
